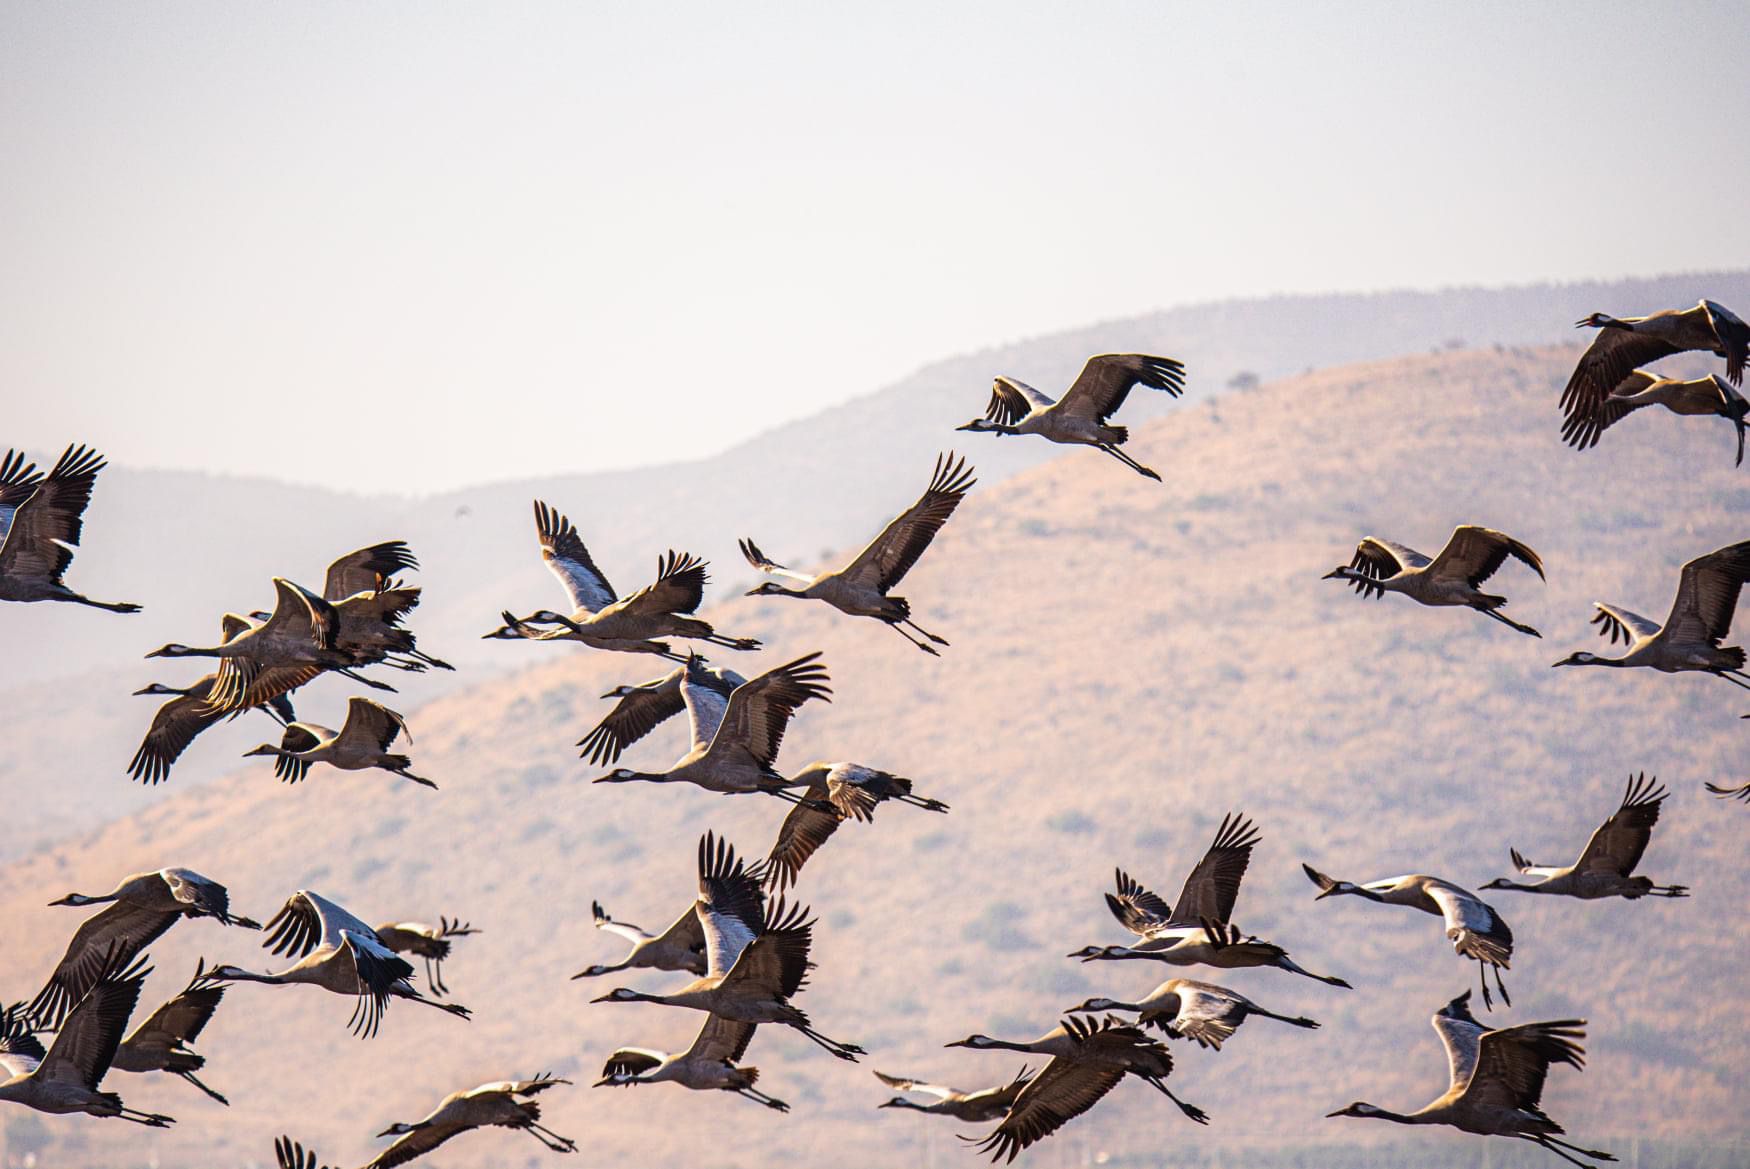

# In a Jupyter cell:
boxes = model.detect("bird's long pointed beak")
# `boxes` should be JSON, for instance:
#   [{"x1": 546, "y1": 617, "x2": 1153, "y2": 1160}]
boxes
[
  {"x1": 1320, "y1": 568, "x2": 1345, "y2": 580},
  {"x1": 954, "y1": 421, "x2": 978, "y2": 431},
  {"x1": 1313, "y1": 887, "x2": 1337, "y2": 900},
  {"x1": 131, "y1": 685, "x2": 156, "y2": 696},
  {"x1": 589, "y1": 992, "x2": 616, "y2": 1003},
  {"x1": 1324, "y1": 1108, "x2": 1346, "y2": 1118}
]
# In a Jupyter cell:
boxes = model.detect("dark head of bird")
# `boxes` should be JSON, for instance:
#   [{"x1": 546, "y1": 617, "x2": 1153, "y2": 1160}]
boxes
[
  {"x1": 1437, "y1": 989, "x2": 1477, "y2": 1023},
  {"x1": 144, "y1": 643, "x2": 197, "y2": 659},
  {"x1": 377, "y1": 1121, "x2": 426, "y2": 1138},
  {"x1": 1066, "y1": 945, "x2": 1119, "y2": 961},
  {"x1": 132, "y1": 682, "x2": 184, "y2": 696},
  {"x1": 1575, "y1": 312, "x2": 1621, "y2": 329},
  {"x1": 954, "y1": 417, "x2": 1012, "y2": 434},
  {"x1": 1551, "y1": 651, "x2": 1606, "y2": 668},
  {"x1": 878, "y1": 1097, "x2": 923, "y2": 1109},
  {"x1": 570, "y1": 964, "x2": 619, "y2": 980},
  {"x1": 744, "y1": 582, "x2": 803, "y2": 598},
  {"x1": 943, "y1": 1034, "x2": 1000, "y2": 1049},
  {"x1": 47, "y1": 891, "x2": 101, "y2": 907},
  {"x1": 1068, "y1": 996, "x2": 1123, "y2": 1014},
  {"x1": 1326, "y1": 1102, "x2": 1390, "y2": 1120},
  {"x1": 590, "y1": 988, "x2": 656, "y2": 1005},
  {"x1": 241, "y1": 743, "x2": 284, "y2": 758},
  {"x1": 1321, "y1": 566, "x2": 1358, "y2": 582},
  {"x1": 601, "y1": 684, "x2": 636, "y2": 699},
  {"x1": 591, "y1": 768, "x2": 661, "y2": 784}
]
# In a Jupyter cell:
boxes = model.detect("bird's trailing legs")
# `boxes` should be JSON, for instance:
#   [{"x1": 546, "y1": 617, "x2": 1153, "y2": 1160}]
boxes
[
  {"x1": 1097, "y1": 443, "x2": 1162, "y2": 482},
  {"x1": 519, "y1": 1121, "x2": 578, "y2": 1153},
  {"x1": 793, "y1": 1022, "x2": 865, "y2": 1061},
  {"x1": 1137, "y1": 1076, "x2": 1209, "y2": 1125},
  {"x1": 1478, "y1": 606, "x2": 1541, "y2": 638},
  {"x1": 885, "y1": 620, "x2": 941, "y2": 656},
  {"x1": 702, "y1": 633, "x2": 762, "y2": 651},
  {"x1": 178, "y1": 1070, "x2": 229, "y2": 1106},
  {"x1": 1714, "y1": 669, "x2": 1750, "y2": 691},
  {"x1": 1478, "y1": 961, "x2": 1510, "y2": 1010},
  {"x1": 901, "y1": 617, "x2": 948, "y2": 647},
  {"x1": 117, "y1": 1106, "x2": 176, "y2": 1127},
  {"x1": 1527, "y1": 1134, "x2": 1618, "y2": 1167},
  {"x1": 739, "y1": 1086, "x2": 790, "y2": 1111},
  {"x1": 336, "y1": 668, "x2": 396, "y2": 693}
]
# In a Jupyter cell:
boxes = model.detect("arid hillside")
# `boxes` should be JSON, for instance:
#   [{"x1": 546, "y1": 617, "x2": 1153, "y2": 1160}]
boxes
[{"x1": 3, "y1": 343, "x2": 1749, "y2": 1168}]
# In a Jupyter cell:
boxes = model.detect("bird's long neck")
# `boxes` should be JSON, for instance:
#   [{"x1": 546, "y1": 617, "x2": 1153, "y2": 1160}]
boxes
[
  {"x1": 217, "y1": 968, "x2": 285, "y2": 985},
  {"x1": 884, "y1": 1099, "x2": 930, "y2": 1112},
  {"x1": 1490, "y1": 879, "x2": 1543, "y2": 893},
  {"x1": 1359, "y1": 1106, "x2": 1425, "y2": 1126},
  {"x1": 979, "y1": 1039, "x2": 1035, "y2": 1054}
]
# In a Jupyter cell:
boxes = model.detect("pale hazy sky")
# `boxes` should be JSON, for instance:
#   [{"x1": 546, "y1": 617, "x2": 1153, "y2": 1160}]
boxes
[{"x1": 4, "y1": 1, "x2": 1748, "y2": 493}]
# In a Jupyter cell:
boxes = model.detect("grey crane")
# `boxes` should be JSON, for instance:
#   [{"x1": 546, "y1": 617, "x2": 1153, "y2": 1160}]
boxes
[
  {"x1": 874, "y1": 1067, "x2": 1033, "y2": 1122},
  {"x1": 373, "y1": 917, "x2": 479, "y2": 996},
  {"x1": 1327, "y1": 990, "x2": 1616, "y2": 1168},
  {"x1": 740, "y1": 452, "x2": 975, "y2": 654},
  {"x1": 368, "y1": 1074, "x2": 577, "y2": 1166},
  {"x1": 128, "y1": 615, "x2": 296, "y2": 785},
  {"x1": 1324, "y1": 525, "x2": 1545, "y2": 637},
  {"x1": 590, "y1": 653, "x2": 832, "y2": 804},
  {"x1": 573, "y1": 899, "x2": 707, "y2": 980},
  {"x1": 0, "y1": 444, "x2": 139, "y2": 612},
  {"x1": 481, "y1": 607, "x2": 686, "y2": 660},
  {"x1": 509, "y1": 501, "x2": 759, "y2": 653},
  {"x1": 764, "y1": 761, "x2": 949, "y2": 890},
  {"x1": 951, "y1": 1015, "x2": 1207, "y2": 1162},
  {"x1": 1562, "y1": 369, "x2": 1750, "y2": 464},
  {"x1": 1303, "y1": 865, "x2": 1514, "y2": 1007},
  {"x1": 147, "y1": 577, "x2": 393, "y2": 713},
  {"x1": 1482, "y1": 775, "x2": 1688, "y2": 900},
  {"x1": 1561, "y1": 299, "x2": 1749, "y2": 449},
  {"x1": 30, "y1": 868, "x2": 259, "y2": 1027},
  {"x1": 203, "y1": 890, "x2": 470, "y2": 1038},
  {"x1": 578, "y1": 660, "x2": 745, "y2": 765},
  {"x1": 1067, "y1": 815, "x2": 1351, "y2": 987},
  {"x1": 595, "y1": 1015, "x2": 788, "y2": 1110},
  {"x1": 1070, "y1": 977, "x2": 1319, "y2": 1049},
  {"x1": 591, "y1": 832, "x2": 865, "y2": 1061},
  {"x1": 320, "y1": 541, "x2": 453, "y2": 673},
  {"x1": 109, "y1": 961, "x2": 229, "y2": 1104},
  {"x1": 1552, "y1": 539, "x2": 1750, "y2": 686},
  {"x1": 0, "y1": 957, "x2": 173, "y2": 1126},
  {"x1": 243, "y1": 696, "x2": 434, "y2": 789},
  {"x1": 955, "y1": 353, "x2": 1187, "y2": 480}
]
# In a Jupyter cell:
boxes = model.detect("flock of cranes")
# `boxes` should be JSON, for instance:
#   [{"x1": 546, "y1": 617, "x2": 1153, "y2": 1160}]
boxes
[{"x1": 0, "y1": 305, "x2": 1745, "y2": 1166}]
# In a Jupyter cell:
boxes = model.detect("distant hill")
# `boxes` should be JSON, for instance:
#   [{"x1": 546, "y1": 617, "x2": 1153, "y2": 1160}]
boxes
[
  {"x1": 2, "y1": 342, "x2": 1747, "y2": 1167},
  {"x1": 6, "y1": 271, "x2": 1750, "y2": 862}
]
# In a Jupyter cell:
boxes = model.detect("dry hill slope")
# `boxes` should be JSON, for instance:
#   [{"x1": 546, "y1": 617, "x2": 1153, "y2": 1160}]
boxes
[{"x1": 3, "y1": 344, "x2": 1750, "y2": 1167}]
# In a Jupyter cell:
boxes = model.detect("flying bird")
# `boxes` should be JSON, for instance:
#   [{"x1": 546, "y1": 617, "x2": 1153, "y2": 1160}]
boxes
[
  {"x1": 1070, "y1": 977, "x2": 1319, "y2": 1050},
  {"x1": 595, "y1": 1016, "x2": 788, "y2": 1110},
  {"x1": 110, "y1": 961, "x2": 231, "y2": 1104},
  {"x1": 578, "y1": 660, "x2": 745, "y2": 765},
  {"x1": 1303, "y1": 865, "x2": 1514, "y2": 1008},
  {"x1": 1561, "y1": 370, "x2": 1750, "y2": 463},
  {"x1": 573, "y1": 899, "x2": 707, "y2": 980},
  {"x1": 1561, "y1": 299, "x2": 1749, "y2": 449},
  {"x1": 951, "y1": 1015, "x2": 1207, "y2": 1162},
  {"x1": 30, "y1": 868, "x2": 259, "y2": 1028},
  {"x1": 367, "y1": 1075, "x2": 577, "y2": 1166},
  {"x1": 373, "y1": 917, "x2": 479, "y2": 996},
  {"x1": 1327, "y1": 991, "x2": 1615, "y2": 1168},
  {"x1": 0, "y1": 956, "x2": 175, "y2": 1127},
  {"x1": 0, "y1": 444, "x2": 140, "y2": 612},
  {"x1": 763, "y1": 761, "x2": 949, "y2": 890},
  {"x1": 590, "y1": 653, "x2": 832, "y2": 803},
  {"x1": 956, "y1": 353, "x2": 1187, "y2": 480},
  {"x1": 1552, "y1": 540, "x2": 1750, "y2": 687},
  {"x1": 243, "y1": 697, "x2": 434, "y2": 789},
  {"x1": 1482, "y1": 775, "x2": 1688, "y2": 900},
  {"x1": 590, "y1": 832, "x2": 865, "y2": 1061},
  {"x1": 872, "y1": 1067, "x2": 1033, "y2": 1122},
  {"x1": 1324, "y1": 525, "x2": 1545, "y2": 637},
  {"x1": 740, "y1": 452, "x2": 975, "y2": 654},
  {"x1": 203, "y1": 891, "x2": 470, "y2": 1038}
]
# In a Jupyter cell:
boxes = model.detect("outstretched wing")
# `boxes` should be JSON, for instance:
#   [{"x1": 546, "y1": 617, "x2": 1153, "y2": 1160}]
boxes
[
  {"x1": 0, "y1": 443, "x2": 108, "y2": 585},
  {"x1": 684, "y1": 1014, "x2": 759, "y2": 1065},
  {"x1": 1056, "y1": 353, "x2": 1186, "y2": 424},
  {"x1": 764, "y1": 779, "x2": 843, "y2": 891},
  {"x1": 973, "y1": 1051, "x2": 1126, "y2": 1163},
  {"x1": 578, "y1": 670, "x2": 686, "y2": 765},
  {"x1": 839, "y1": 453, "x2": 976, "y2": 592},
  {"x1": 1424, "y1": 526, "x2": 1544, "y2": 588},
  {"x1": 722, "y1": 897, "x2": 813, "y2": 1001},
  {"x1": 707, "y1": 652, "x2": 831, "y2": 768},
  {"x1": 533, "y1": 500, "x2": 616, "y2": 613},
  {"x1": 1560, "y1": 326, "x2": 1681, "y2": 448},
  {"x1": 1562, "y1": 369, "x2": 1655, "y2": 449},
  {"x1": 1575, "y1": 773, "x2": 1666, "y2": 876},
  {"x1": 37, "y1": 954, "x2": 151, "y2": 1089},
  {"x1": 1662, "y1": 540, "x2": 1750, "y2": 648},
  {"x1": 982, "y1": 377, "x2": 1055, "y2": 425},
  {"x1": 1703, "y1": 300, "x2": 1749, "y2": 385},
  {"x1": 618, "y1": 550, "x2": 708, "y2": 617},
  {"x1": 695, "y1": 832, "x2": 767, "y2": 976},
  {"x1": 125, "y1": 969, "x2": 226, "y2": 1048},
  {"x1": 1105, "y1": 868, "x2": 1172, "y2": 936},
  {"x1": 1166, "y1": 813, "x2": 1259, "y2": 928},
  {"x1": 336, "y1": 697, "x2": 408, "y2": 754},
  {"x1": 128, "y1": 680, "x2": 227, "y2": 785},
  {"x1": 1590, "y1": 602, "x2": 1660, "y2": 646},
  {"x1": 1341, "y1": 538, "x2": 1423, "y2": 599},
  {"x1": 0, "y1": 448, "x2": 44, "y2": 548},
  {"x1": 29, "y1": 904, "x2": 178, "y2": 1028},
  {"x1": 1457, "y1": 1020, "x2": 1587, "y2": 1114},
  {"x1": 323, "y1": 542, "x2": 419, "y2": 601}
]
